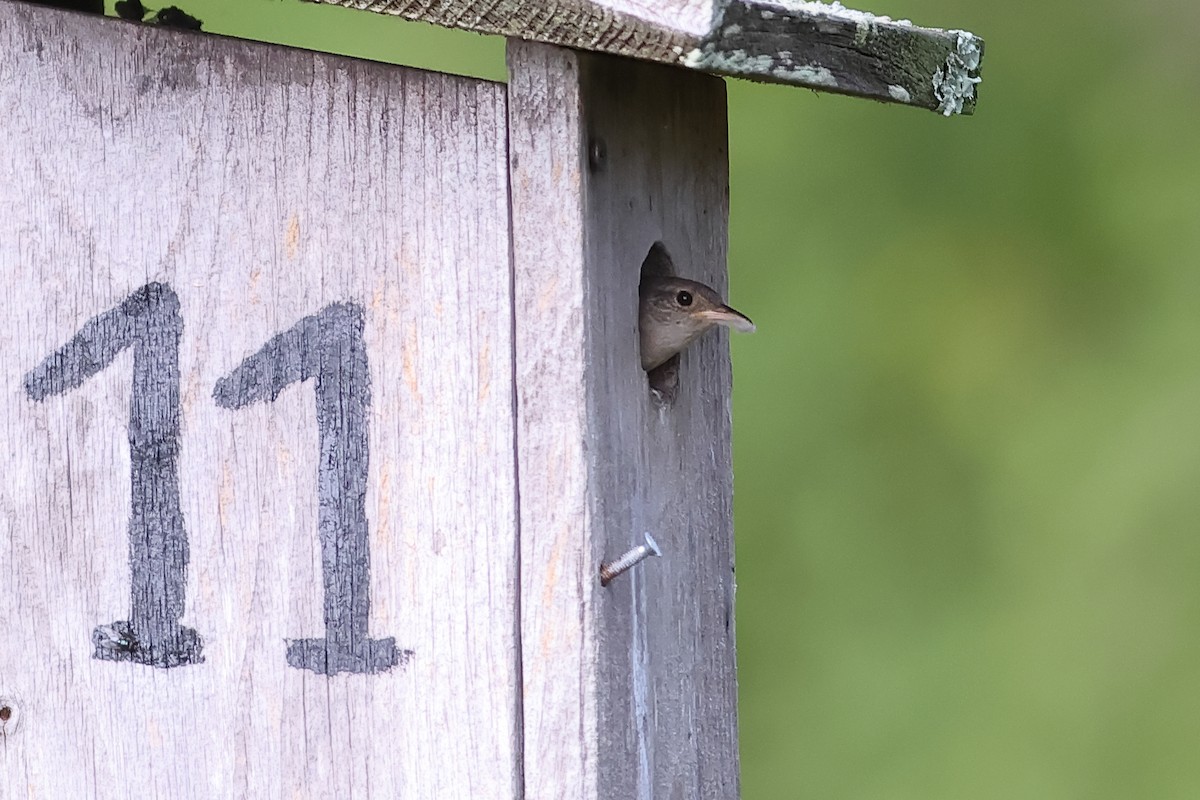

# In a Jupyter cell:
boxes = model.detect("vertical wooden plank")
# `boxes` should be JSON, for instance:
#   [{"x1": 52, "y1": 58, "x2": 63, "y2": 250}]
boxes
[
  {"x1": 505, "y1": 42, "x2": 596, "y2": 799},
  {"x1": 508, "y1": 40, "x2": 740, "y2": 800},
  {"x1": 0, "y1": 6, "x2": 519, "y2": 798}
]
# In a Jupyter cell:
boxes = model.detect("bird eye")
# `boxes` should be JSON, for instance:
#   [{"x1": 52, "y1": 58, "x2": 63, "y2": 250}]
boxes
[{"x1": 676, "y1": 290, "x2": 693, "y2": 307}]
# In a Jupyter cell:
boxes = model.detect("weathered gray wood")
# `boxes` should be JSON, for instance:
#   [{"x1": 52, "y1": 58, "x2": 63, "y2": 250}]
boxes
[
  {"x1": 508, "y1": 40, "x2": 740, "y2": 799},
  {"x1": 321, "y1": 0, "x2": 983, "y2": 114},
  {"x1": 0, "y1": 5, "x2": 520, "y2": 797}
]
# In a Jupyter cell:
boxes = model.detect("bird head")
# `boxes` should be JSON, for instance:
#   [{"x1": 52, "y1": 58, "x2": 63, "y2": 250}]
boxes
[{"x1": 638, "y1": 276, "x2": 755, "y2": 371}]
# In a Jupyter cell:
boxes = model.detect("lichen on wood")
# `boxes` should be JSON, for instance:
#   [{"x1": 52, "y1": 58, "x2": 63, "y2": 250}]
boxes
[{"x1": 317, "y1": 0, "x2": 984, "y2": 115}]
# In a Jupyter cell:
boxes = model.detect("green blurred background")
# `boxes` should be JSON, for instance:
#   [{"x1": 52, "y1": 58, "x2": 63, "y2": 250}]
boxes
[{"x1": 101, "y1": 0, "x2": 1200, "y2": 795}]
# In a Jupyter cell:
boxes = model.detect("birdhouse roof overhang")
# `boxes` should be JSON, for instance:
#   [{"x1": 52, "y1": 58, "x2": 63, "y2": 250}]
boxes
[{"x1": 318, "y1": 0, "x2": 984, "y2": 115}]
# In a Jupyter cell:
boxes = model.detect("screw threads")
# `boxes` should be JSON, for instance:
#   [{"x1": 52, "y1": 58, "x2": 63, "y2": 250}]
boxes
[{"x1": 599, "y1": 533, "x2": 662, "y2": 586}]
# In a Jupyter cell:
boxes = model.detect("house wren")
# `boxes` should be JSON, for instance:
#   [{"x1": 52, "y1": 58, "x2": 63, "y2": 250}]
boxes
[{"x1": 639, "y1": 276, "x2": 755, "y2": 371}]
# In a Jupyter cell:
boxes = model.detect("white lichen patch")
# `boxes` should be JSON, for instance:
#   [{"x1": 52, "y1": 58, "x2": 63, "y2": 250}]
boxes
[
  {"x1": 932, "y1": 29, "x2": 983, "y2": 115},
  {"x1": 683, "y1": 43, "x2": 838, "y2": 89},
  {"x1": 776, "y1": 64, "x2": 838, "y2": 86},
  {"x1": 682, "y1": 47, "x2": 705, "y2": 67},
  {"x1": 887, "y1": 84, "x2": 911, "y2": 102},
  {"x1": 772, "y1": 1, "x2": 913, "y2": 28},
  {"x1": 764, "y1": 1, "x2": 914, "y2": 48},
  {"x1": 683, "y1": 45, "x2": 776, "y2": 74},
  {"x1": 761, "y1": 47, "x2": 837, "y2": 87}
]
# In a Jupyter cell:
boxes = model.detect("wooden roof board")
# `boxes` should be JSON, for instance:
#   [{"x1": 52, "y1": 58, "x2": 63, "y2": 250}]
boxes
[{"x1": 315, "y1": 0, "x2": 984, "y2": 115}]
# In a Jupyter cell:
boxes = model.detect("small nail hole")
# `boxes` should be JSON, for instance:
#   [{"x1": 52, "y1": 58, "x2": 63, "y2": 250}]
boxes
[
  {"x1": 588, "y1": 137, "x2": 607, "y2": 172},
  {"x1": 0, "y1": 697, "x2": 19, "y2": 735}
]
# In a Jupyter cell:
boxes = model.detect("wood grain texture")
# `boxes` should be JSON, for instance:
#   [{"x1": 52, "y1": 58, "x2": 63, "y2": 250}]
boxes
[
  {"x1": 0, "y1": 5, "x2": 519, "y2": 798},
  {"x1": 508, "y1": 40, "x2": 740, "y2": 800},
  {"x1": 319, "y1": 0, "x2": 983, "y2": 114}
]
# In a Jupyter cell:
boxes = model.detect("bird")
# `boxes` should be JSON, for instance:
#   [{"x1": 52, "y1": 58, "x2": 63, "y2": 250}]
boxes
[{"x1": 639, "y1": 275, "x2": 755, "y2": 371}]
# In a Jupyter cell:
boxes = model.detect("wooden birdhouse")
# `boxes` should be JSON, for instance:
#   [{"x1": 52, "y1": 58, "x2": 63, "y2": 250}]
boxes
[{"x1": 0, "y1": 0, "x2": 983, "y2": 796}]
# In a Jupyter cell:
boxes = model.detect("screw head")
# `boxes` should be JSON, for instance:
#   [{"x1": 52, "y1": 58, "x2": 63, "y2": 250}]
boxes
[{"x1": 599, "y1": 532, "x2": 663, "y2": 586}]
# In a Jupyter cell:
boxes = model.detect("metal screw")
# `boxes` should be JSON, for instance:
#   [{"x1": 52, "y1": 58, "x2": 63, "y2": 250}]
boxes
[{"x1": 600, "y1": 532, "x2": 662, "y2": 586}]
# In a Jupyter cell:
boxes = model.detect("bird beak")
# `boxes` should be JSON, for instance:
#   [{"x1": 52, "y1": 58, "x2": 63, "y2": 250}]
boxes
[{"x1": 700, "y1": 305, "x2": 756, "y2": 334}]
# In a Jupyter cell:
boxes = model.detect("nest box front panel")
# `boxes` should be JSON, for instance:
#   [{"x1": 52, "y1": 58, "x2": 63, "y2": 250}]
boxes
[{"x1": 0, "y1": 6, "x2": 518, "y2": 797}]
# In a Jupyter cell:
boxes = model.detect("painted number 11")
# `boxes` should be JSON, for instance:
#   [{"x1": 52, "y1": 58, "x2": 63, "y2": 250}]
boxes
[{"x1": 25, "y1": 284, "x2": 407, "y2": 675}]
